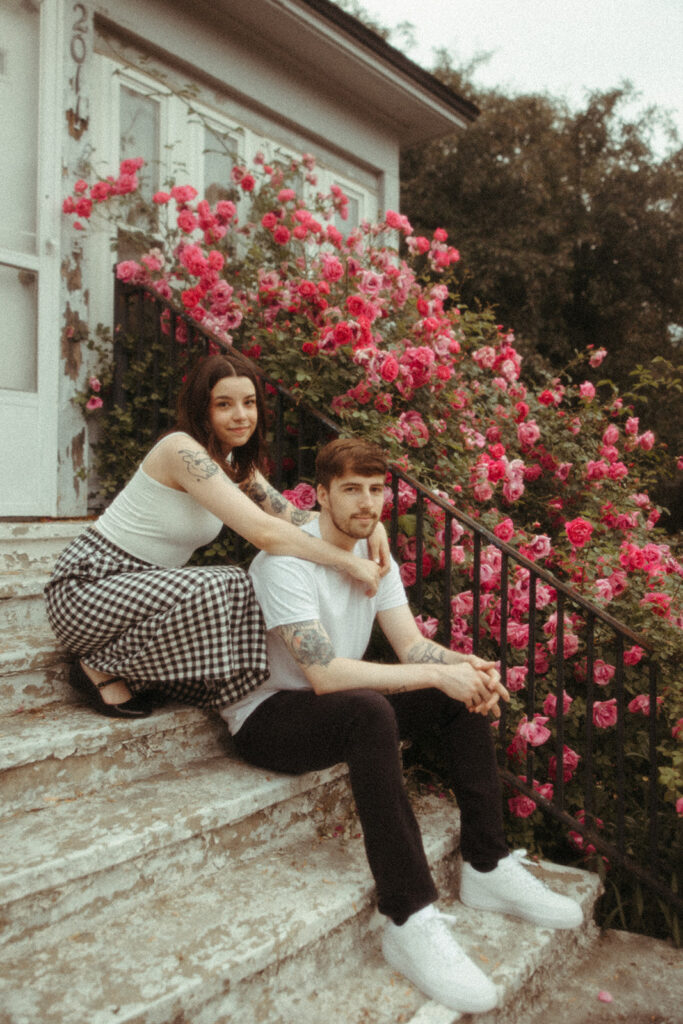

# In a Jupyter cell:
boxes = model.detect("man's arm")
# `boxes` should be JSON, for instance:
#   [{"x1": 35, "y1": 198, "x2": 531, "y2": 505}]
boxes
[
  {"x1": 274, "y1": 617, "x2": 507, "y2": 710},
  {"x1": 377, "y1": 603, "x2": 509, "y2": 717}
]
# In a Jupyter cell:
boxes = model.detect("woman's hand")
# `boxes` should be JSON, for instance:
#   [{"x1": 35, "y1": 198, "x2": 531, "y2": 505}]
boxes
[
  {"x1": 368, "y1": 520, "x2": 391, "y2": 577},
  {"x1": 343, "y1": 555, "x2": 382, "y2": 597}
]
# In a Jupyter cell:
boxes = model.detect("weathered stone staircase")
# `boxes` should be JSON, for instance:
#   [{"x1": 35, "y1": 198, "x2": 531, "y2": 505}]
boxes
[{"x1": 0, "y1": 520, "x2": 602, "y2": 1024}]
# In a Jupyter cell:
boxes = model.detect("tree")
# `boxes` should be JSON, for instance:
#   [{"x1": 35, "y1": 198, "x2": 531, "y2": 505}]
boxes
[{"x1": 401, "y1": 70, "x2": 683, "y2": 523}]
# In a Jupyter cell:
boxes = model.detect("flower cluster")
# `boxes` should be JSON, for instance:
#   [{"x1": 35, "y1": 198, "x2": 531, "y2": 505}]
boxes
[{"x1": 64, "y1": 155, "x2": 683, "y2": 849}]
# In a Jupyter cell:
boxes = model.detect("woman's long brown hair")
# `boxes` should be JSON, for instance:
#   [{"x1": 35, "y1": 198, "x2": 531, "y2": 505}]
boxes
[{"x1": 175, "y1": 350, "x2": 269, "y2": 483}]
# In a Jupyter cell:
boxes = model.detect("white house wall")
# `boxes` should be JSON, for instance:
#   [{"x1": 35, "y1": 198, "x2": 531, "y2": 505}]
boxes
[{"x1": 3, "y1": 0, "x2": 471, "y2": 517}]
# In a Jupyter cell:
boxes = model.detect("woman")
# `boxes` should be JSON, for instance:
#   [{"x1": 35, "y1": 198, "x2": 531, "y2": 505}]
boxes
[{"x1": 45, "y1": 351, "x2": 387, "y2": 719}]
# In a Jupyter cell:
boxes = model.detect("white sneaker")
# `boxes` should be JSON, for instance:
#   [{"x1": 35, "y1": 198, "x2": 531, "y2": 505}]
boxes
[
  {"x1": 382, "y1": 904, "x2": 498, "y2": 1013},
  {"x1": 460, "y1": 850, "x2": 584, "y2": 929}
]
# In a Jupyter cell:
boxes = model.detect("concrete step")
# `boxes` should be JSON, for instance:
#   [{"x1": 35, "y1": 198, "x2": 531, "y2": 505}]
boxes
[
  {"x1": 0, "y1": 752, "x2": 358, "y2": 954},
  {"x1": 0, "y1": 819, "x2": 600, "y2": 1024},
  {"x1": 264, "y1": 863, "x2": 602, "y2": 1024},
  {"x1": 0, "y1": 792, "x2": 460, "y2": 1024},
  {"x1": 0, "y1": 519, "x2": 88, "y2": 573},
  {"x1": 0, "y1": 703, "x2": 232, "y2": 815}
]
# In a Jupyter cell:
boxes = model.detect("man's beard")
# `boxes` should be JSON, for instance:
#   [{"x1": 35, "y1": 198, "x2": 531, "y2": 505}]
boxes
[{"x1": 329, "y1": 509, "x2": 379, "y2": 541}]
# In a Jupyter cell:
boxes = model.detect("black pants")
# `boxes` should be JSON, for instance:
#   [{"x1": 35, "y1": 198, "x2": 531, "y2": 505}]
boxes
[{"x1": 233, "y1": 687, "x2": 509, "y2": 924}]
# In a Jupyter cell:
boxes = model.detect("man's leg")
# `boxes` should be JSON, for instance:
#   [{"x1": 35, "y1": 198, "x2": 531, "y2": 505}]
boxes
[
  {"x1": 389, "y1": 687, "x2": 508, "y2": 869},
  {"x1": 234, "y1": 687, "x2": 499, "y2": 1013},
  {"x1": 232, "y1": 688, "x2": 438, "y2": 923},
  {"x1": 389, "y1": 688, "x2": 583, "y2": 929}
]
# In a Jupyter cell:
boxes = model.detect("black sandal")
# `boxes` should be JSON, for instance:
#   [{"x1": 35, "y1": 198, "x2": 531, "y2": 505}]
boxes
[{"x1": 68, "y1": 661, "x2": 153, "y2": 719}]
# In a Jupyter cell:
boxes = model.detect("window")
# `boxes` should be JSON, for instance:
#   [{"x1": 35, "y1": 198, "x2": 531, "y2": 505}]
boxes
[{"x1": 203, "y1": 123, "x2": 240, "y2": 203}]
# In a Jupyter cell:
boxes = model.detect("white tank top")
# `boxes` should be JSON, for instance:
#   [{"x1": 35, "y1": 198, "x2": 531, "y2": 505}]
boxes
[{"x1": 95, "y1": 442, "x2": 223, "y2": 567}]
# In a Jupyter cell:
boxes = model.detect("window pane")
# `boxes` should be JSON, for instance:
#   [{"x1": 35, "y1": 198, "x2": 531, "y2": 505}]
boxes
[
  {"x1": 0, "y1": 264, "x2": 37, "y2": 392},
  {"x1": 335, "y1": 192, "x2": 361, "y2": 236},
  {"x1": 204, "y1": 125, "x2": 239, "y2": 203},
  {"x1": 0, "y1": 1, "x2": 39, "y2": 255},
  {"x1": 120, "y1": 85, "x2": 160, "y2": 215}
]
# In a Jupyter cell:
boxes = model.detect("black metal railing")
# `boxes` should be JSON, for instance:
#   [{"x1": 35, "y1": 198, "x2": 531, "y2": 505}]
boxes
[{"x1": 112, "y1": 279, "x2": 682, "y2": 916}]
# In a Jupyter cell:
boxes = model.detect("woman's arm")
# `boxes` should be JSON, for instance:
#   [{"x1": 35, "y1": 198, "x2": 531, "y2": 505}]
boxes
[
  {"x1": 240, "y1": 469, "x2": 391, "y2": 574},
  {"x1": 240, "y1": 470, "x2": 317, "y2": 525},
  {"x1": 154, "y1": 437, "x2": 381, "y2": 593}
]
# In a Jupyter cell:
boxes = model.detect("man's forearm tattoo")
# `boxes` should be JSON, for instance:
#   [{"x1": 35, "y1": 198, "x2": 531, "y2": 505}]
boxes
[
  {"x1": 276, "y1": 620, "x2": 335, "y2": 668},
  {"x1": 405, "y1": 639, "x2": 449, "y2": 664},
  {"x1": 179, "y1": 449, "x2": 219, "y2": 481}
]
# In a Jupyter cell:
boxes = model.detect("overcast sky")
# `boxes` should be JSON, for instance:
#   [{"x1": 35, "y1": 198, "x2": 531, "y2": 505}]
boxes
[{"x1": 352, "y1": 0, "x2": 682, "y2": 148}]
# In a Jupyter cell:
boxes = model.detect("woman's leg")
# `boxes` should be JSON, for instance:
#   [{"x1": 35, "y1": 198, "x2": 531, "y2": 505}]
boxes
[{"x1": 234, "y1": 689, "x2": 438, "y2": 923}]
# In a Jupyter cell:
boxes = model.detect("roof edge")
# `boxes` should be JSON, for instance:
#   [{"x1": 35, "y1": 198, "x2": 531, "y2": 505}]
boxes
[{"x1": 296, "y1": 0, "x2": 479, "y2": 124}]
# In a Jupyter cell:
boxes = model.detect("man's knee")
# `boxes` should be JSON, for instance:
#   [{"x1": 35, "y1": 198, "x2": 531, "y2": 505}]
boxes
[{"x1": 337, "y1": 689, "x2": 399, "y2": 747}]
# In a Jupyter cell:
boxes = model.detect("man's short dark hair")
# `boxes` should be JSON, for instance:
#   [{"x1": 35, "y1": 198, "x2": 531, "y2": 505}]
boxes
[{"x1": 316, "y1": 438, "x2": 388, "y2": 490}]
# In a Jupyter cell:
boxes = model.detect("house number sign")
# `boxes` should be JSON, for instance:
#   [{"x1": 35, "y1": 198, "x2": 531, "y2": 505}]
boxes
[{"x1": 69, "y1": 3, "x2": 88, "y2": 130}]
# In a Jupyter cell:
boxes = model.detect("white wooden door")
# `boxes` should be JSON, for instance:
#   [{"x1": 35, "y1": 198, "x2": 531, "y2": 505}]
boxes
[{"x1": 0, "y1": 0, "x2": 60, "y2": 516}]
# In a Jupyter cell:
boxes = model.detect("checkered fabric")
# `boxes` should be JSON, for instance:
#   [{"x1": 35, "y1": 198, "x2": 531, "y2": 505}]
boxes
[{"x1": 44, "y1": 528, "x2": 269, "y2": 709}]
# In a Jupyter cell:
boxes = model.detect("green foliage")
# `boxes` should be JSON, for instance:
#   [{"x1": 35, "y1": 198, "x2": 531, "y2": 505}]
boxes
[{"x1": 400, "y1": 76, "x2": 683, "y2": 526}]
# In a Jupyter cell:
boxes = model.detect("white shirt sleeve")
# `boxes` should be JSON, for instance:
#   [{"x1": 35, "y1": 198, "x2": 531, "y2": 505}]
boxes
[{"x1": 249, "y1": 551, "x2": 321, "y2": 629}]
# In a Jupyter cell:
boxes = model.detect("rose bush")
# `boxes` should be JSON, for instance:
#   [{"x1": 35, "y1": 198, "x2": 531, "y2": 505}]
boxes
[{"x1": 65, "y1": 154, "x2": 682, "y2": 938}]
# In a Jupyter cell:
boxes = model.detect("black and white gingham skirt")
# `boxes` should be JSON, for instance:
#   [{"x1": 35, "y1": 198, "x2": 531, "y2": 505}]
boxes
[{"x1": 44, "y1": 528, "x2": 269, "y2": 710}]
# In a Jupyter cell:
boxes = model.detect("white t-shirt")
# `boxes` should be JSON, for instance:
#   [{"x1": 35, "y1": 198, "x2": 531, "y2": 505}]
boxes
[{"x1": 223, "y1": 518, "x2": 408, "y2": 733}]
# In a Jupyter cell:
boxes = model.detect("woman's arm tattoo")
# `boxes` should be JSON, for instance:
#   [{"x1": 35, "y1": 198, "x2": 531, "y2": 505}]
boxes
[
  {"x1": 404, "y1": 639, "x2": 449, "y2": 664},
  {"x1": 275, "y1": 620, "x2": 335, "y2": 667},
  {"x1": 178, "y1": 449, "x2": 219, "y2": 481},
  {"x1": 243, "y1": 478, "x2": 315, "y2": 523},
  {"x1": 243, "y1": 478, "x2": 287, "y2": 512},
  {"x1": 290, "y1": 507, "x2": 316, "y2": 525}
]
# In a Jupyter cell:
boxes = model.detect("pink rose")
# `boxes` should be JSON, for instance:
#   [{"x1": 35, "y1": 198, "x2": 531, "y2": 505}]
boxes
[
  {"x1": 506, "y1": 665, "x2": 528, "y2": 692},
  {"x1": 543, "y1": 692, "x2": 573, "y2": 718},
  {"x1": 565, "y1": 517, "x2": 593, "y2": 548},
  {"x1": 593, "y1": 698, "x2": 618, "y2": 729},
  {"x1": 589, "y1": 347, "x2": 607, "y2": 367},
  {"x1": 116, "y1": 260, "x2": 143, "y2": 283},
  {"x1": 508, "y1": 794, "x2": 537, "y2": 818},
  {"x1": 170, "y1": 184, "x2": 198, "y2": 203},
  {"x1": 282, "y1": 482, "x2": 317, "y2": 510},
  {"x1": 676, "y1": 798, "x2": 683, "y2": 817},
  {"x1": 628, "y1": 694, "x2": 662, "y2": 716},
  {"x1": 517, "y1": 419, "x2": 541, "y2": 449},
  {"x1": 415, "y1": 614, "x2": 439, "y2": 638},
  {"x1": 518, "y1": 715, "x2": 551, "y2": 747},
  {"x1": 177, "y1": 208, "x2": 198, "y2": 233},
  {"x1": 623, "y1": 645, "x2": 644, "y2": 666},
  {"x1": 579, "y1": 381, "x2": 596, "y2": 399},
  {"x1": 399, "y1": 563, "x2": 417, "y2": 587},
  {"x1": 85, "y1": 395, "x2": 103, "y2": 411},
  {"x1": 638, "y1": 431, "x2": 655, "y2": 451},
  {"x1": 548, "y1": 745, "x2": 581, "y2": 782},
  {"x1": 494, "y1": 517, "x2": 515, "y2": 542},
  {"x1": 380, "y1": 355, "x2": 399, "y2": 383},
  {"x1": 273, "y1": 225, "x2": 291, "y2": 245},
  {"x1": 593, "y1": 659, "x2": 616, "y2": 686},
  {"x1": 507, "y1": 622, "x2": 530, "y2": 649}
]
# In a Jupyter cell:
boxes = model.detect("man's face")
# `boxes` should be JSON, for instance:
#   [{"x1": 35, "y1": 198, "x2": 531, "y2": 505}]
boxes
[{"x1": 317, "y1": 472, "x2": 385, "y2": 542}]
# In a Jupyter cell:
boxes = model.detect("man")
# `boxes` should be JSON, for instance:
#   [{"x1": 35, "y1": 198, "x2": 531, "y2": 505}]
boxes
[{"x1": 223, "y1": 438, "x2": 583, "y2": 1014}]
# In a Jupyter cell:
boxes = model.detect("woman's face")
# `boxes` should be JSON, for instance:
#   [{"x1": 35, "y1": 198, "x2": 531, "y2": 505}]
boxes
[{"x1": 207, "y1": 375, "x2": 258, "y2": 456}]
